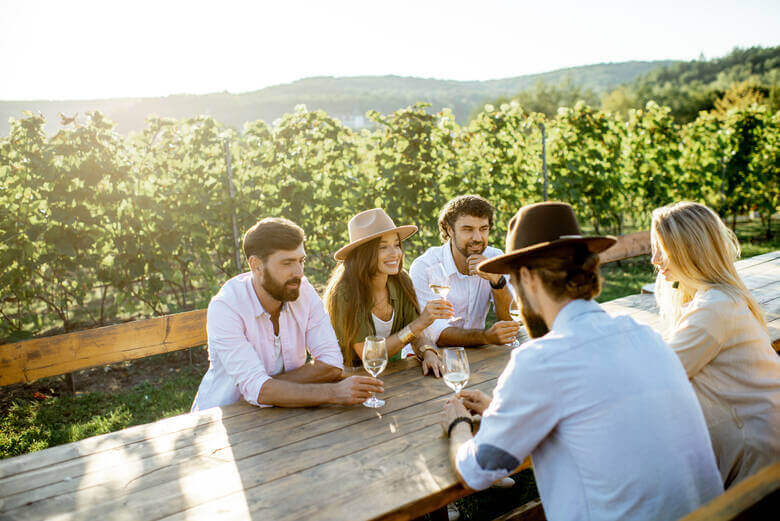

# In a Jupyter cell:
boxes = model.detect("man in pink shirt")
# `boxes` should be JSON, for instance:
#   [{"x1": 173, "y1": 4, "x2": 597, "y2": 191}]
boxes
[{"x1": 192, "y1": 217, "x2": 384, "y2": 411}]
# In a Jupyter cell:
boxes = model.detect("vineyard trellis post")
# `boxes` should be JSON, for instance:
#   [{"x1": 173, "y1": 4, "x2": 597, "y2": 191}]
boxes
[
  {"x1": 540, "y1": 122, "x2": 548, "y2": 200},
  {"x1": 224, "y1": 137, "x2": 242, "y2": 272}
]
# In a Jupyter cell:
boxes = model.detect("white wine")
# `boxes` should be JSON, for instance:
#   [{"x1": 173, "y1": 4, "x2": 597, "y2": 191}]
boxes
[
  {"x1": 443, "y1": 371, "x2": 469, "y2": 393},
  {"x1": 430, "y1": 284, "x2": 451, "y2": 298},
  {"x1": 364, "y1": 358, "x2": 387, "y2": 377},
  {"x1": 510, "y1": 309, "x2": 522, "y2": 322}
]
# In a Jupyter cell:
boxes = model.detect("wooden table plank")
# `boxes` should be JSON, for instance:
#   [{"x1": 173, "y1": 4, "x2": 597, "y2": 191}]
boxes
[{"x1": 1, "y1": 349, "x2": 517, "y2": 521}]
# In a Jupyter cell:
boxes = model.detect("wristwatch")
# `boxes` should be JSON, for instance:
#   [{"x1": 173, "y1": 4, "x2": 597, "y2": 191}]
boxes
[{"x1": 490, "y1": 276, "x2": 506, "y2": 290}]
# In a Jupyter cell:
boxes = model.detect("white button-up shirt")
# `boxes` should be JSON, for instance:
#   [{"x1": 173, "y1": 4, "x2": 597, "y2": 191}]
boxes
[
  {"x1": 456, "y1": 299, "x2": 723, "y2": 521},
  {"x1": 192, "y1": 272, "x2": 343, "y2": 412},
  {"x1": 409, "y1": 241, "x2": 504, "y2": 343}
]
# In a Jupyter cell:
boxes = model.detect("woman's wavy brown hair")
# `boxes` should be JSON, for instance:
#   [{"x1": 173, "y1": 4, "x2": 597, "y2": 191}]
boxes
[{"x1": 323, "y1": 235, "x2": 420, "y2": 367}]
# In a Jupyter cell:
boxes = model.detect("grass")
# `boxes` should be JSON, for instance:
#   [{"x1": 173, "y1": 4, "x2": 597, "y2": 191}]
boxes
[{"x1": 0, "y1": 366, "x2": 204, "y2": 459}]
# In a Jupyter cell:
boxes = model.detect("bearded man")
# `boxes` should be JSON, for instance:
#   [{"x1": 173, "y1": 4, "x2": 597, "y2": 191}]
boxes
[
  {"x1": 192, "y1": 217, "x2": 383, "y2": 411},
  {"x1": 410, "y1": 195, "x2": 519, "y2": 347}
]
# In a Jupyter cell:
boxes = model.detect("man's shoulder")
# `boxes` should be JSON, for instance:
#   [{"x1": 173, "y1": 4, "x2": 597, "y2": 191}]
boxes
[
  {"x1": 483, "y1": 245, "x2": 504, "y2": 258},
  {"x1": 409, "y1": 244, "x2": 446, "y2": 272},
  {"x1": 210, "y1": 272, "x2": 252, "y2": 306}
]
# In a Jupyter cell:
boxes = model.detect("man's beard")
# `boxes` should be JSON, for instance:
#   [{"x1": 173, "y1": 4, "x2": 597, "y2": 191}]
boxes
[
  {"x1": 452, "y1": 232, "x2": 486, "y2": 258},
  {"x1": 516, "y1": 285, "x2": 549, "y2": 338},
  {"x1": 262, "y1": 272, "x2": 301, "y2": 302}
]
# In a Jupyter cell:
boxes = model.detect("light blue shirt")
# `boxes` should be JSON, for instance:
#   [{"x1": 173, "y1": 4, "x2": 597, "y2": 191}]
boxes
[{"x1": 456, "y1": 299, "x2": 723, "y2": 521}]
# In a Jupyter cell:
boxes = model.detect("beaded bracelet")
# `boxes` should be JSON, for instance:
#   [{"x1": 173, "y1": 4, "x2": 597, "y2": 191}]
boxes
[{"x1": 447, "y1": 416, "x2": 474, "y2": 438}]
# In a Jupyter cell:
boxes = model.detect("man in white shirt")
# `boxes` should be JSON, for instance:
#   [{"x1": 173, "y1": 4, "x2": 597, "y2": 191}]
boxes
[
  {"x1": 192, "y1": 217, "x2": 384, "y2": 411},
  {"x1": 441, "y1": 202, "x2": 723, "y2": 521},
  {"x1": 409, "y1": 195, "x2": 519, "y2": 347}
]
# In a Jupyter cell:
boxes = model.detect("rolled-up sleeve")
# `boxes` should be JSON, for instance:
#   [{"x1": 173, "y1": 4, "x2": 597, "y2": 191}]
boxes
[
  {"x1": 305, "y1": 285, "x2": 344, "y2": 370},
  {"x1": 409, "y1": 257, "x2": 449, "y2": 344},
  {"x1": 456, "y1": 347, "x2": 559, "y2": 490},
  {"x1": 207, "y1": 300, "x2": 271, "y2": 406}
]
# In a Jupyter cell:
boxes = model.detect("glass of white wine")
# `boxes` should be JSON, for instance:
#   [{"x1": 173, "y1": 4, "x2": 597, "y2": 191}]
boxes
[
  {"x1": 426, "y1": 263, "x2": 462, "y2": 323},
  {"x1": 362, "y1": 336, "x2": 388, "y2": 408},
  {"x1": 442, "y1": 347, "x2": 470, "y2": 395},
  {"x1": 509, "y1": 300, "x2": 522, "y2": 347}
]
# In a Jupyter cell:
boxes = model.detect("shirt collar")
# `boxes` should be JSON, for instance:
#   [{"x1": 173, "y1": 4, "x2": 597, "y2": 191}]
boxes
[
  {"x1": 551, "y1": 299, "x2": 603, "y2": 333},
  {"x1": 441, "y1": 241, "x2": 460, "y2": 277}
]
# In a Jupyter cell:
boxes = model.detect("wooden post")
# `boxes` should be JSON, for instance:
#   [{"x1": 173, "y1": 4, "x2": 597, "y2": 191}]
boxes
[
  {"x1": 540, "y1": 122, "x2": 548, "y2": 201},
  {"x1": 224, "y1": 137, "x2": 242, "y2": 272}
]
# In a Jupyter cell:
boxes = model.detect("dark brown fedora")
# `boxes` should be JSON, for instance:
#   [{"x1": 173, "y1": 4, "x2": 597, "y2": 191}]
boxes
[{"x1": 477, "y1": 202, "x2": 617, "y2": 274}]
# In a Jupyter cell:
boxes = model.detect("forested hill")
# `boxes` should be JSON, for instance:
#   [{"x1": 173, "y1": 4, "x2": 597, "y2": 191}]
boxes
[
  {"x1": 0, "y1": 60, "x2": 672, "y2": 135},
  {"x1": 602, "y1": 46, "x2": 780, "y2": 121}
]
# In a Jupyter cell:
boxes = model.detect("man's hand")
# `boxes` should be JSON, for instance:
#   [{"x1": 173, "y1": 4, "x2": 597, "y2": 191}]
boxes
[
  {"x1": 467, "y1": 254, "x2": 501, "y2": 284},
  {"x1": 421, "y1": 349, "x2": 443, "y2": 378},
  {"x1": 330, "y1": 376, "x2": 384, "y2": 405},
  {"x1": 458, "y1": 389, "x2": 491, "y2": 415},
  {"x1": 485, "y1": 321, "x2": 521, "y2": 345},
  {"x1": 440, "y1": 395, "x2": 472, "y2": 436}
]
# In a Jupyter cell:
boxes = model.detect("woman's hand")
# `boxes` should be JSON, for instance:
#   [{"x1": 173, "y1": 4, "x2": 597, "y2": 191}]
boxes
[
  {"x1": 458, "y1": 389, "x2": 491, "y2": 415},
  {"x1": 418, "y1": 299, "x2": 454, "y2": 328},
  {"x1": 421, "y1": 348, "x2": 443, "y2": 378}
]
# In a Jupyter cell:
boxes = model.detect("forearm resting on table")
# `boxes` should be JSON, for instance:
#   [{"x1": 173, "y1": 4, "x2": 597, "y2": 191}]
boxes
[
  {"x1": 273, "y1": 359, "x2": 343, "y2": 383},
  {"x1": 492, "y1": 288, "x2": 513, "y2": 321},
  {"x1": 257, "y1": 377, "x2": 340, "y2": 407},
  {"x1": 437, "y1": 327, "x2": 487, "y2": 347}
]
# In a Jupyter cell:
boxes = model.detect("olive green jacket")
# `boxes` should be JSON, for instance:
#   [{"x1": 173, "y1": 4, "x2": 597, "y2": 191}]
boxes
[{"x1": 332, "y1": 276, "x2": 420, "y2": 366}]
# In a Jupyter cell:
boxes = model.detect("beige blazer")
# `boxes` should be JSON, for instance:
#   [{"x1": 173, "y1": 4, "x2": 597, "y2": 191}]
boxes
[{"x1": 667, "y1": 288, "x2": 780, "y2": 488}]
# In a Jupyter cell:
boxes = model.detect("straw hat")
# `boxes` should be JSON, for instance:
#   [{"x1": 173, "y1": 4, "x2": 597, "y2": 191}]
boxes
[
  {"x1": 334, "y1": 208, "x2": 418, "y2": 261},
  {"x1": 478, "y1": 202, "x2": 617, "y2": 274}
]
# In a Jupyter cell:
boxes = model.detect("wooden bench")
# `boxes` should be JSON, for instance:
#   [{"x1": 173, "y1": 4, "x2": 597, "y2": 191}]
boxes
[
  {"x1": 0, "y1": 232, "x2": 651, "y2": 387},
  {"x1": 493, "y1": 462, "x2": 779, "y2": 521},
  {"x1": 680, "y1": 462, "x2": 779, "y2": 521}
]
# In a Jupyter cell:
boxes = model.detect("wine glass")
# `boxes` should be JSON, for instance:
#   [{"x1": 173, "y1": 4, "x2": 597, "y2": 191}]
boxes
[
  {"x1": 509, "y1": 300, "x2": 522, "y2": 347},
  {"x1": 362, "y1": 336, "x2": 388, "y2": 408},
  {"x1": 442, "y1": 347, "x2": 470, "y2": 395},
  {"x1": 426, "y1": 263, "x2": 462, "y2": 323}
]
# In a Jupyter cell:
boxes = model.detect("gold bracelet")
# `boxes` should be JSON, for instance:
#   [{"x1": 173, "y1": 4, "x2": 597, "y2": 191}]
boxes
[{"x1": 398, "y1": 325, "x2": 416, "y2": 344}]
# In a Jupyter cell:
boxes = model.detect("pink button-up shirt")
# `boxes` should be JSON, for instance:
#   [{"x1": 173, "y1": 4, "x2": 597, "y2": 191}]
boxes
[{"x1": 192, "y1": 272, "x2": 343, "y2": 411}]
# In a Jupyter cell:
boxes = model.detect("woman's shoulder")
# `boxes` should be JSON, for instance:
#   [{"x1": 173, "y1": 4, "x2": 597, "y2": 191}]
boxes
[{"x1": 693, "y1": 287, "x2": 740, "y2": 309}]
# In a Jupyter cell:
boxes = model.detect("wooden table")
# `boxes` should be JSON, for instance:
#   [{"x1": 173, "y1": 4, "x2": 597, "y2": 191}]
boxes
[{"x1": 1, "y1": 251, "x2": 778, "y2": 521}]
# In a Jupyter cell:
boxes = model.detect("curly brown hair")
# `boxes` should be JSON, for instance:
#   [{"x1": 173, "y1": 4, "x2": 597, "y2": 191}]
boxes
[{"x1": 437, "y1": 195, "x2": 495, "y2": 242}]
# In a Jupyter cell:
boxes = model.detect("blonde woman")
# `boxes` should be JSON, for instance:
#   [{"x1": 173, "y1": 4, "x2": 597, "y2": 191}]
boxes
[
  {"x1": 324, "y1": 208, "x2": 453, "y2": 374},
  {"x1": 651, "y1": 201, "x2": 780, "y2": 488}
]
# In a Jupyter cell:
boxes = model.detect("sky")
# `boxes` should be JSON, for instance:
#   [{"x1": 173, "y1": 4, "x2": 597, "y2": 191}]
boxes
[{"x1": 1, "y1": 0, "x2": 778, "y2": 101}]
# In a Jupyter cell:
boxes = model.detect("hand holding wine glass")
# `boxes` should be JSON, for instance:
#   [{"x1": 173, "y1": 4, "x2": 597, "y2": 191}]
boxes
[
  {"x1": 426, "y1": 263, "x2": 462, "y2": 323},
  {"x1": 362, "y1": 336, "x2": 388, "y2": 408}
]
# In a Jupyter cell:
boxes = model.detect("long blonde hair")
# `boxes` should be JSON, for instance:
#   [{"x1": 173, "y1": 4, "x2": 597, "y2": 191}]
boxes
[{"x1": 651, "y1": 201, "x2": 766, "y2": 334}]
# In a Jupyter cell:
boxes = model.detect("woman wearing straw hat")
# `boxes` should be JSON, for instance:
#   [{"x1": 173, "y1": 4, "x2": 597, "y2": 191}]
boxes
[{"x1": 324, "y1": 208, "x2": 454, "y2": 373}]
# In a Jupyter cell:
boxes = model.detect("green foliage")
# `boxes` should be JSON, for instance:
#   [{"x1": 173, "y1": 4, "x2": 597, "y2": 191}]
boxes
[
  {"x1": 606, "y1": 46, "x2": 780, "y2": 123},
  {"x1": 621, "y1": 102, "x2": 681, "y2": 225},
  {"x1": 0, "y1": 94, "x2": 778, "y2": 341},
  {"x1": 547, "y1": 102, "x2": 625, "y2": 234}
]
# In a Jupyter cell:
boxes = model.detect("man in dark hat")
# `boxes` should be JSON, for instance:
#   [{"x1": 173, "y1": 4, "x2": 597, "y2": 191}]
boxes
[{"x1": 440, "y1": 202, "x2": 722, "y2": 521}]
